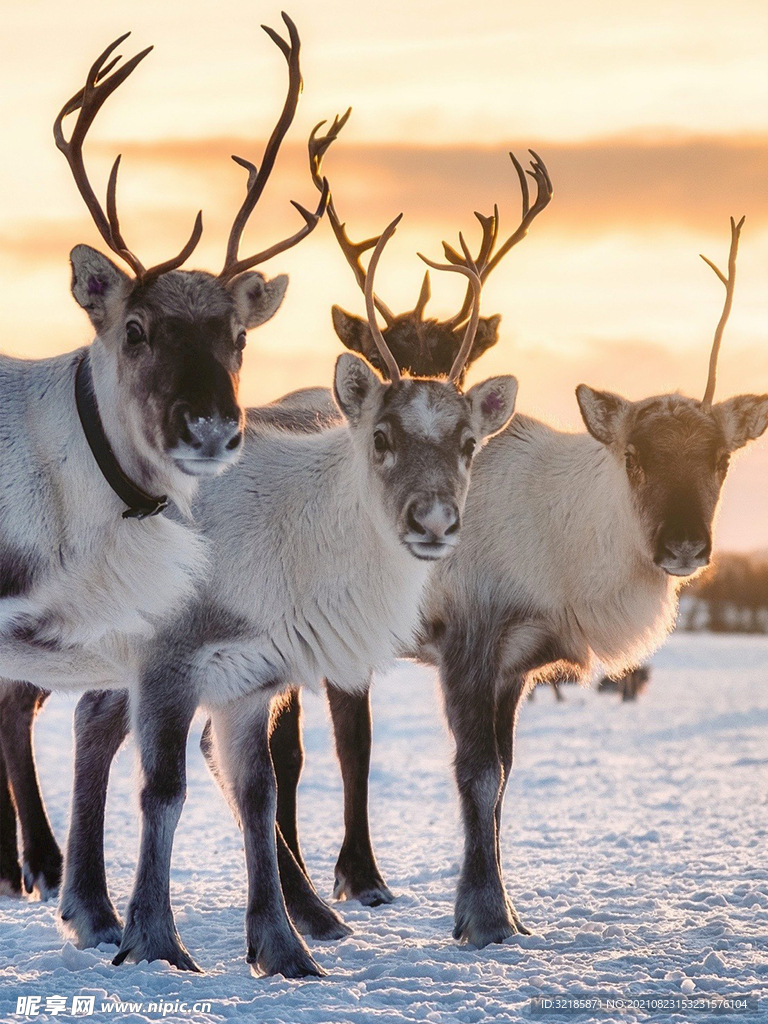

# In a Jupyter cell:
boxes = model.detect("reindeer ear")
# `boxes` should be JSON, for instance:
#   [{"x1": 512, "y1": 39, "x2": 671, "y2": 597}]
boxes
[
  {"x1": 466, "y1": 375, "x2": 518, "y2": 440},
  {"x1": 470, "y1": 314, "x2": 501, "y2": 360},
  {"x1": 69, "y1": 245, "x2": 131, "y2": 331},
  {"x1": 331, "y1": 306, "x2": 368, "y2": 354},
  {"x1": 228, "y1": 271, "x2": 288, "y2": 328},
  {"x1": 713, "y1": 394, "x2": 768, "y2": 452},
  {"x1": 576, "y1": 385, "x2": 630, "y2": 445},
  {"x1": 333, "y1": 352, "x2": 383, "y2": 423}
]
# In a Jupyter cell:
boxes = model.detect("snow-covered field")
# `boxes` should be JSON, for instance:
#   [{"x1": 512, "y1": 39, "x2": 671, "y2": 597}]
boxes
[{"x1": 1, "y1": 632, "x2": 768, "y2": 1023}]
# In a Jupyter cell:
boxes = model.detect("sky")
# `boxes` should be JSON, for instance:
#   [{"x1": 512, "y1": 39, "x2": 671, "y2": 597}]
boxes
[{"x1": 1, "y1": 0, "x2": 767, "y2": 551}]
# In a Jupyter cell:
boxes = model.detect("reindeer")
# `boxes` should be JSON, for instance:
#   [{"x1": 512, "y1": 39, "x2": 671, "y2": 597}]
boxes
[
  {"x1": 56, "y1": 211, "x2": 517, "y2": 978},
  {"x1": 0, "y1": 15, "x2": 331, "y2": 897},
  {"x1": 205, "y1": 216, "x2": 767, "y2": 946}
]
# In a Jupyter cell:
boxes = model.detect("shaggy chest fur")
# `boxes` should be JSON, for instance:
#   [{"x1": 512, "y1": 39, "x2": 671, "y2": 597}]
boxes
[
  {"x1": 188, "y1": 425, "x2": 431, "y2": 706},
  {"x1": 0, "y1": 351, "x2": 205, "y2": 690}
]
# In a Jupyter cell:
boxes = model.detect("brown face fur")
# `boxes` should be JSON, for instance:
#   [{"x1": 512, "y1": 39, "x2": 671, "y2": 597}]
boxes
[
  {"x1": 332, "y1": 308, "x2": 500, "y2": 385},
  {"x1": 577, "y1": 388, "x2": 768, "y2": 577}
]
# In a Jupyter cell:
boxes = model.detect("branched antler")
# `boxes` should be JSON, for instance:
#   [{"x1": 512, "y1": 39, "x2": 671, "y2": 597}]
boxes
[
  {"x1": 700, "y1": 215, "x2": 745, "y2": 412},
  {"x1": 309, "y1": 109, "x2": 396, "y2": 324},
  {"x1": 444, "y1": 150, "x2": 553, "y2": 327},
  {"x1": 418, "y1": 233, "x2": 482, "y2": 383},
  {"x1": 219, "y1": 13, "x2": 331, "y2": 282},
  {"x1": 54, "y1": 33, "x2": 203, "y2": 281}
]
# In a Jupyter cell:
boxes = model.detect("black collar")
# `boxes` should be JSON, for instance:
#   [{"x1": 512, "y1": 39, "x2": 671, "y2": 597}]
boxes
[{"x1": 75, "y1": 355, "x2": 168, "y2": 520}]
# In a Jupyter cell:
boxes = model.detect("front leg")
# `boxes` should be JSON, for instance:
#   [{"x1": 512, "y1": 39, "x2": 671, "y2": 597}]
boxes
[
  {"x1": 440, "y1": 629, "x2": 520, "y2": 947},
  {"x1": 0, "y1": 741, "x2": 21, "y2": 897},
  {"x1": 113, "y1": 667, "x2": 199, "y2": 972},
  {"x1": 327, "y1": 682, "x2": 393, "y2": 906},
  {"x1": 494, "y1": 675, "x2": 530, "y2": 935},
  {"x1": 0, "y1": 683, "x2": 62, "y2": 898},
  {"x1": 59, "y1": 690, "x2": 129, "y2": 948},
  {"x1": 207, "y1": 693, "x2": 323, "y2": 978}
]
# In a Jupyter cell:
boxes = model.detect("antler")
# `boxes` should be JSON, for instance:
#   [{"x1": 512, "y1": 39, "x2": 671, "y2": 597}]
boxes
[
  {"x1": 219, "y1": 13, "x2": 329, "y2": 282},
  {"x1": 54, "y1": 33, "x2": 203, "y2": 282},
  {"x1": 418, "y1": 234, "x2": 482, "y2": 383},
  {"x1": 364, "y1": 215, "x2": 405, "y2": 384},
  {"x1": 444, "y1": 149, "x2": 553, "y2": 327},
  {"x1": 309, "y1": 110, "x2": 396, "y2": 324},
  {"x1": 700, "y1": 216, "x2": 745, "y2": 412}
]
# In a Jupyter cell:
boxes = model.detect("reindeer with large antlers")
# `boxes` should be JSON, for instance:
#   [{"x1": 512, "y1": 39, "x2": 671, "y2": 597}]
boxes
[
  {"x1": 213, "y1": 214, "x2": 768, "y2": 946},
  {"x1": 0, "y1": 14, "x2": 330, "y2": 898},
  {"x1": 54, "y1": 213, "x2": 518, "y2": 977},
  {"x1": 310, "y1": 110, "x2": 553, "y2": 380}
]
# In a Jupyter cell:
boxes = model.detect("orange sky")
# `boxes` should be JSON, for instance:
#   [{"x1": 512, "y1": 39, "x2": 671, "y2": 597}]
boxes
[{"x1": 1, "y1": 0, "x2": 767, "y2": 551}]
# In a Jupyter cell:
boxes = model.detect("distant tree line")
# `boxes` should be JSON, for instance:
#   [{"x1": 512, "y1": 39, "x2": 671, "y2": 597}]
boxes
[{"x1": 682, "y1": 553, "x2": 768, "y2": 632}]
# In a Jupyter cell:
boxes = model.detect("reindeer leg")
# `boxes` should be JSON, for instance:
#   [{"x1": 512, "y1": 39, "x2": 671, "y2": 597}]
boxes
[
  {"x1": 440, "y1": 629, "x2": 522, "y2": 947},
  {"x1": 0, "y1": 739, "x2": 21, "y2": 897},
  {"x1": 206, "y1": 693, "x2": 323, "y2": 978},
  {"x1": 59, "y1": 690, "x2": 129, "y2": 947},
  {"x1": 327, "y1": 681, "x2": 393, "y2": 906},
  {"x1": 114, "y1": 667, "x2": 200, "y2": 972},
  {"x1": 494, "y1": 674, "x2": 530, "y2": 935},
  {"x1": 0, "y1": 684, "x2": 62, "y2": 898},
  {"x1": 270, "y1": 689, "x2": 307, "y2": 872},
  {"x1": 200, "y1": 703, "x2": 351, "y2": 943}
]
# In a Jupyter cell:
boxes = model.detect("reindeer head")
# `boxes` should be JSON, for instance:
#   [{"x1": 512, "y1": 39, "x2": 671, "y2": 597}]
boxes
[
  {"x1": 57, "y1": 19, "x2": 330, "y2": 485},
  {"x1": 310, "y1": 114, "x2": 552, "y2": 385},
  {"x1": 577, "y1": 218, "x2": 768, "y2": 578},
  {"x1": 333, "y1": 218, "x2": 517, "y2": 560}
]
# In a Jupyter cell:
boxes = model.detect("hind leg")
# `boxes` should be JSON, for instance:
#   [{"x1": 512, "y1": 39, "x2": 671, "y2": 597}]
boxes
[
  {"x1": 327, "y1": 682, "x2": 393, "y2": 906},
  {"x1": 0, "y1": 684, "x2": 62, "y2": 898},
  {"x1": 0, "y1": 742, "x2": 21, "y2": 897},
  {"x1": 494, "y1": 674, "x2": 530, "y2": 935},
  {"x1": 59, "y1": 690, "x2": 129, "y2": 947}
]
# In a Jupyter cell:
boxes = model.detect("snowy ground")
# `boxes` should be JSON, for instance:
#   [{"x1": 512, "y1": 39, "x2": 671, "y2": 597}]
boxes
[{"x1": 1, "y1": 632, "x2": 768, "y2": 1023}]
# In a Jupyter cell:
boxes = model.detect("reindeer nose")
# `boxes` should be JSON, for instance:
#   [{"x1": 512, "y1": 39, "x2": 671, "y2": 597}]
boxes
[
  {"x1": 406, "y1": 499, "x2": 461, "y2": 541},
  {"x1": 183, "y1": 412, "x2": 242, "y2": 458},
  {"x1": 654, "y1": 534, "x2": 711, "y2": 576}
]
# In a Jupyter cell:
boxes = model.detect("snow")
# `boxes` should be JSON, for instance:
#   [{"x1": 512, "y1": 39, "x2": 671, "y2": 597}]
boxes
[{"x1": 2, "y1": 632, "x2": 768, "y2": 1023}]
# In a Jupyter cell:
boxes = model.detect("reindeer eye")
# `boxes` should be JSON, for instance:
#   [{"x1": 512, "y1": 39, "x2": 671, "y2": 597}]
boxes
[
  {"x1": 236, "y1": 329, "x2": 247, "y2": 352},
  {"x1": 462, "y1": 437, "x2": 477, "y2": 459},
  {"x1": 373, "y1": 430, "x2": 390, "y2": 453},
  {"x1": 125, "y1": 320, "x2": 145, "y2": 346}
]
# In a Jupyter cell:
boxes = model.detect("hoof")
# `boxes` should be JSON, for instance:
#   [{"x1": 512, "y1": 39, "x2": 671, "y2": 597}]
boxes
[
  {"x1": 453, "y1": 887, "x2": 528, "y2": 947},
  {"x1": 333, "y1": 867, "x2": 395, "y2": 907},
  {"x1": 289, "y1": 900, "x2": 353, "y2": 941},
  {"x1": 22, "y1": 852, "x2": 62, "y2": 900},
  {"x1": 60, "y1": 893, "x2": 123, "y2": 948},
  {"x1": 246, "y1": 936, "x2": 324, "y2": 978},
  {"x1": 0, "y1": 878, "x2": 22, "y2": 899},
  {"x1": 113, "y1": 914, "x2": 201, "y2": 972}
]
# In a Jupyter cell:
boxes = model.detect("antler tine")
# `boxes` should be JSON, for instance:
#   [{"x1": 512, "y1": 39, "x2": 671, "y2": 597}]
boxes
[
  {"x1": 419, "y1": 236, "x2": 482, "y2": 384},
  {"x1": 309, "y1": 110, "x2": 396, "y2": 324},
  {"x1": 220, "y1": 13, "x2": 304, "y2": 280},
  {"x1": 412, "y1": 271, "x2": 431, "y2": 319},
  {"x1": 220, "y1": 182, "x2": 330, "y2": 281},
  {"x1": 700, "y1": 215, "x2": 745, "y2": 412},
  {"x1": 54, "y1": 34, "x2": 153, "y2": 277},
  {"x1": 447, "y1": 149, "x2": 553, "y2": 327},
  {"x1": 365, "y1": 215, "x2": 403, "y2": 384}
]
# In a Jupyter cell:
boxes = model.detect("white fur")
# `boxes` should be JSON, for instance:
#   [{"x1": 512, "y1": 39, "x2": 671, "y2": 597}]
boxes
[
  {"x1": 425, "y1": 414, "x2": 680, "y2": 679},
  {"x1": 0, "y1": 346, "x2": 206, "y2": 692}
]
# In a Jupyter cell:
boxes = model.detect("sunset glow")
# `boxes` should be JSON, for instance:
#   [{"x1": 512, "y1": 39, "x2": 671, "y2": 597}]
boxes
[{"x1": 1, "y1": 0, "x2": 767, "y2": 549}]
